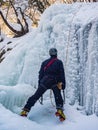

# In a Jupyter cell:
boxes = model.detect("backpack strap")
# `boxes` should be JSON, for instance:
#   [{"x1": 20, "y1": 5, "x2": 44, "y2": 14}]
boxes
[{"x1": 44, "y1": 58, "x2": 57, "y2": 71}]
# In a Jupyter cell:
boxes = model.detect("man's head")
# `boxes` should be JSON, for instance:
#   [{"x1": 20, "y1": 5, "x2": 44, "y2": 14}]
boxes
[{"x1": 49, "y1": 48, "x2": 57, "y2": 57}]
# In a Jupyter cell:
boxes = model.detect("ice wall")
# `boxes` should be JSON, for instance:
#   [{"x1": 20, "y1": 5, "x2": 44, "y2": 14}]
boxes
[{"x1": 0, "y1": 3, "x2": 98, "y2": 115}]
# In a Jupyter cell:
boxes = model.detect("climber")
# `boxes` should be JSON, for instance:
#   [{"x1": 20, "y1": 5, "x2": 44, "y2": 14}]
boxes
[{"x1": 20, "y1": 48, "x2": 66, "y2": 121}]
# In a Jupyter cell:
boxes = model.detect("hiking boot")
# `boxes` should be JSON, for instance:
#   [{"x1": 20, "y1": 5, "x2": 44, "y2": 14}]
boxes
[
  {"x1": 20, "y1": 109, "x2": 29, "y2": 117},
  {"x1": 55, "y1": 109, "x2": 66, "y2": 121}
]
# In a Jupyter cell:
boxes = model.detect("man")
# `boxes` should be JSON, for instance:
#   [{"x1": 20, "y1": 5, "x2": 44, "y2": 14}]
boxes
[{"x1": 20, "y1": 48, "x2": 66, "y2": 121}]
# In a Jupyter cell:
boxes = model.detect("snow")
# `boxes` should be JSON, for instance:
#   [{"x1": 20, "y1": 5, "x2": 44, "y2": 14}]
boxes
[
  {"x1": 0, "y1": 101, "x2": 98, "y2": 130},
  {"x1": 0, "y1": 2, "x2": 98, "y2": 130}
]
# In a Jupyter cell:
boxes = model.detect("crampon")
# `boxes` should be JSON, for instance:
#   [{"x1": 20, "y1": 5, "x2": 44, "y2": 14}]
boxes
[
  {"x1": 55, "y1": 109, "x2": 66, "y2": 121},
  {"x1": 20, "y1": 110, "x2": 28, "y2": 117}
]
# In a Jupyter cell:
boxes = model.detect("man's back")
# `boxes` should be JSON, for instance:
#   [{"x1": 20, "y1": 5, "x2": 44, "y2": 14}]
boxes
[{"x1": 39, "y1": 56, "x2": 65, "y2": 89}]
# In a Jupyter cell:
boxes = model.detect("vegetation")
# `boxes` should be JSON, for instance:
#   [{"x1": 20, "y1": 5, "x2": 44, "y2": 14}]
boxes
[{"x1": 0, "y1": 0, "x2": 97, "y2": 37}]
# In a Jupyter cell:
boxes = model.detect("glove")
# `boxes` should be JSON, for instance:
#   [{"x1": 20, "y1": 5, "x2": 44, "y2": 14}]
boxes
[
  {"x1": 57, "y1": 82, "x2": 65, "y2": 90},
  {"x1": 57, "y1": 82, "x2": 62, "y2": 90}
]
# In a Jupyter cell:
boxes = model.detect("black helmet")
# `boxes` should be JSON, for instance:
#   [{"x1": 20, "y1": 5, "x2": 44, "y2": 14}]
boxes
[{"x1": 49, "y1": 48, "x2": 57, "y2": 56}]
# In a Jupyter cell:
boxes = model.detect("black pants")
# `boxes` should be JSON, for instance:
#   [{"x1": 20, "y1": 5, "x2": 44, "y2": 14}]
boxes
[{"x1": 24, "y1": 84, "x2": 63, "y2": 111}]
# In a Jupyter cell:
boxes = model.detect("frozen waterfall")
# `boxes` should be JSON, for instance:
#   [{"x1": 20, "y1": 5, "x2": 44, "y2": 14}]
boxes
[{"x1": 0, "y1": 3, "x2": 98, "y2": 115}]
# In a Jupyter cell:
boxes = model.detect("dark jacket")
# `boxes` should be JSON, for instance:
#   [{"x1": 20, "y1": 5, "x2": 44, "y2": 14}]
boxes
[{"x1": 38, "y1": 56, "x2": 66, "y2": 89}]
